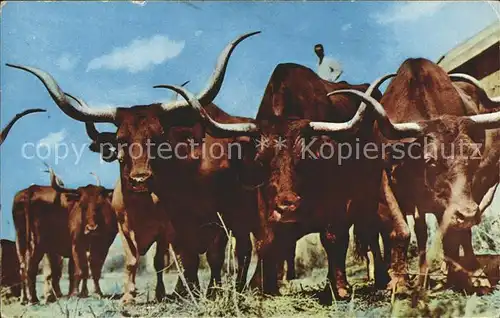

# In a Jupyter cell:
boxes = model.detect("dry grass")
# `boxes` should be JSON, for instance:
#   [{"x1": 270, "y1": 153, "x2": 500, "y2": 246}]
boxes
[{"x1": 3, "y1": 215, "x2": 500, "y2": 317}]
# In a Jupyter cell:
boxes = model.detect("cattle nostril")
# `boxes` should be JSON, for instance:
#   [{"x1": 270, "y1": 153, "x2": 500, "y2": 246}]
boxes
[
  {"x1": 455, "y1": 211, "x2": 466, "y2": 222},
  {"x1": 84, "y1": 224, "x2": 98, "y2": 234}
]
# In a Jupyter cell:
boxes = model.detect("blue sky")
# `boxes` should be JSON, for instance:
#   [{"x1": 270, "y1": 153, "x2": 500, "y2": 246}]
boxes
[{"x1": 1, "y1": 1, "x2": 498, "y2": 239}]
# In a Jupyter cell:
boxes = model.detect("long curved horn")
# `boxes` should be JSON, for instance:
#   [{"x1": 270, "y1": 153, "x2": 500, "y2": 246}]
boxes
[
  {"x1": 170, "y1": 80, "x2": 190, "y2": 102},
  {"x1": 158, "y1": 85, "x2": 259, "y2": 137},
  {"x1": 1, "y1": 108, "x2": 46, "y2": 145},
  {"x1": 328, "y1": 89, "x2": 423, "y2": 139},
  {"x1": 6, "y1": 64, "x2": 117, "y2": 123},
  {"x1": 64, "y1": 93, "x2": 117, "y2": 148},
  {"x1": 46, "y1": 166, "x2": 78, "y2": 193},
  {"x1": 449, "y1": 73, "x2": 500, "y2": 107},
  {"x1": 64, "y1": 93, "x2": 101, "y2": 142},
  {"x1": 90, "y1": 172, "x2": 101, "y2": 186},
  {"x1": 309, "y1": 74, "x2": 396, "y2": 134},
  {"x1": 155, "y1": 31, "x2": 261, "y2": 112},
  {"x1": 479, "y1": 183, "x2": 498, "y2": 213},
  {"x1": 466, "y1": 109, "x2": 500, "y2": 130}
]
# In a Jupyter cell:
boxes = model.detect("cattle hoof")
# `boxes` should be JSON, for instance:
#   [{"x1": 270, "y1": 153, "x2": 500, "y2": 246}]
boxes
[
  {"x1": 337, "y1": 287, "x2": 350, "y2": 300},
  {"x1": 92, "y1": 292, "x2": 103, "y2": 300},
  {"x1": 78, "y1": 291, "x2": 89, "y2": 298},
  {"x1": 28, "y1": 299, "x2": 40, "y2": 305},
  {"x1": 155, "y1": 290, "x2": 166, "y2": 302},
  {"x1": 121, "y1": 293, "x2": 136, "y2": 304},
  {"x1": 45, "y1": 293, "x2": 57, "y2": 303}
]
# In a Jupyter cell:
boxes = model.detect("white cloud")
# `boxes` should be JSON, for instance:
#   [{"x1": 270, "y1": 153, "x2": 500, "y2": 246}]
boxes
[
  {"x1": 87, "y1": 35, "x2": 185, "y2": 73},
  {"x1": 56, "y1": 53, "x2": 79, "y2": 71},
  {"x1": 194, "y1": 30, "x2": 203, "y2": 37},
  {"x1": 341, "y1": 23, "x2": 352, "y2": 32},
  {"x1": 131, "y1": 1, "x2": 146, "y2": 6},
  {"x1": 38, "y1": 129, "x2": 66, "y2": 148},
  {"x1": 372, "y1": 1, "x2": 448, "y2": 25}
]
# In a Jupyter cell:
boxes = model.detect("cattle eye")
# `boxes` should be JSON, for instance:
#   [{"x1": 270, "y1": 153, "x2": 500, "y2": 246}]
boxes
[{"x1": 117, "y1": 148, "x2": 125, "y2": 162}]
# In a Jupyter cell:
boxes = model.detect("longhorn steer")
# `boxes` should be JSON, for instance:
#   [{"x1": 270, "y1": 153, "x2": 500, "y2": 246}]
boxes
[
  {"x1": 7, "y1": 32, "x2": 261, "y2": 303},
  {"x1": 161, "y1": 63, "x2": 394, "y2": 302},
  {"x1": 329, "y1": 58, "x2": 500, "y2": 292}
]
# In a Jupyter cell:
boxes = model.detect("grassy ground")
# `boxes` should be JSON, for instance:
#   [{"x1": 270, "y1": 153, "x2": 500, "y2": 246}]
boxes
[
  {"x1": 3, "y1": 209, "x2": 500, "y2": 318},
  {"x1": 2, "y1": 252, "x2": 500, "y2": 317}
]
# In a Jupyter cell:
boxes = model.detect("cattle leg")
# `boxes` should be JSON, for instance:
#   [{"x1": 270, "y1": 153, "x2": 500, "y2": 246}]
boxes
[
  {"x1": 206, "y1": 231, "x2": 228, "y2": 299},
  {"x1": 442, "y1": 229, "x2": 465, "y2": 290},
  {"x1": 15, "y1": 239, "x2": 28, "y2": 304},
  {"x1": 414, "y1": 213, "x2": 429, "y2": 288},
  {"x1": 320, "y1": 227, "x2": 350, "y2": 303},
  {"x1": 70, "y1": 243, "x2": 89, "y2": 297},
  {"x1": 176, "y1": 250, "x2": 200, "y2": 297},
  {"x1": 153, "y1": 239, "x2": 167, "y2": 301},
  {"x1": 460, "y1": 230, "x2": 479, "y2": 270},
  {"x1": 350, "y1": 200, "x2": 389, "y2": 289},
  {"x1": 26, "y1": 246, "x2": 44, "y2": 303},
  {"x1": 68, "y1": 258, "x2": 75, "y2": 295},
  {"x1": 380, "y1": 172, "x2": 411, "y2": 293},
  {"x1": 234, "y1": 233, "x2": 252, "y2": 292},
  {"x1": 89, "y1": 247, "x2": 107, "y2": 297},
  {"x1": 285, "y1": 241, "x2": 297, "y2": 281},
  {"x1": 45, "y1": 253, "x2": 63, "y2": 302},
  {"x1": 459, "y1": 230, "x2": 491, "y2": 294},
  {"x1": 117, "y1": 222, "x2": 140, "y2": 303}
]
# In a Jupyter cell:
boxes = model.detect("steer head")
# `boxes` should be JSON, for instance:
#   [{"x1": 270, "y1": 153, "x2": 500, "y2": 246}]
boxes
[
  {"x1": 48, "y1": 168, "x2": 113, "y2": 235},
  {"x1": 329, "y1": 89, "x2": 500, "y2": 230},
  {"x1": 7, "y1": 31, "x2": 260, "y2": 193}
]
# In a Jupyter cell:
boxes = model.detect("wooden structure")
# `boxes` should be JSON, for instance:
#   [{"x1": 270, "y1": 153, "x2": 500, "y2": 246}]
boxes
[{"x1": 438, "y1": 22, "x2": 500, "y2": 97}]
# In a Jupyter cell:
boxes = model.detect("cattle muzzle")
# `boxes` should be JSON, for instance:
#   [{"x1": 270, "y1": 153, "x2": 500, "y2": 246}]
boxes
[
  {"x1": 128, "y1": 172, "x2": 153, "y2": 192},
  {"x1": 451, "y1": 205, "x2": 481, "y2": 229},
  {"x1": 84, "y1": 224, "x2": 99, "y2": 235},
  {"x1": 269, "y1": 195, "x2": 302, "y2": 224}
]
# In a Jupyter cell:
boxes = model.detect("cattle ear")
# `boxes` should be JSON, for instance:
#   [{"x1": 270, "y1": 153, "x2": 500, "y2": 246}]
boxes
[
  {"x1": 104, "y1": 189, "x2": 114, "y2": 201},
  {"x1": 89, "y1": 142, "x2": 118, "y2": 162}
]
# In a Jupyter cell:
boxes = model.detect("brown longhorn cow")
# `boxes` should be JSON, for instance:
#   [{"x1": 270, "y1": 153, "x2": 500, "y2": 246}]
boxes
[
  {"x1": 0, "y1": 108, "x2": 46, "y2": 146},
  {"x1": 328, "y1": 58, "x2": 500, "y2": 293},
  {"x1": 12, "y1": 169, "x2": 117, "y2": 303},
  {"x1": 7, "y1": 32, "x2": 261, "y2": 303},
  {"x1": 159, "y1": 63, "x2": 395, "y2": 302},
  {"x1": 1, "y1": 109, "x2": 45, "y2": 299},
  {"x1": 1, "y1": 239, "x2": 21, "y2": 298}
]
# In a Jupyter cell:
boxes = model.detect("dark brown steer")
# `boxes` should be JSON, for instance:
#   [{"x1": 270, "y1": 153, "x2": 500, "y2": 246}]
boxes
[{"x1": 160, "y1": 63, "x2": 395, "y2": 303}]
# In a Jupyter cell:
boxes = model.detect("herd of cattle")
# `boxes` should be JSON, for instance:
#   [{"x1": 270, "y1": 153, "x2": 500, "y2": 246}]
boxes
[{"x1": 1, "y1": 31, "x2": 500, "y2": 306}]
